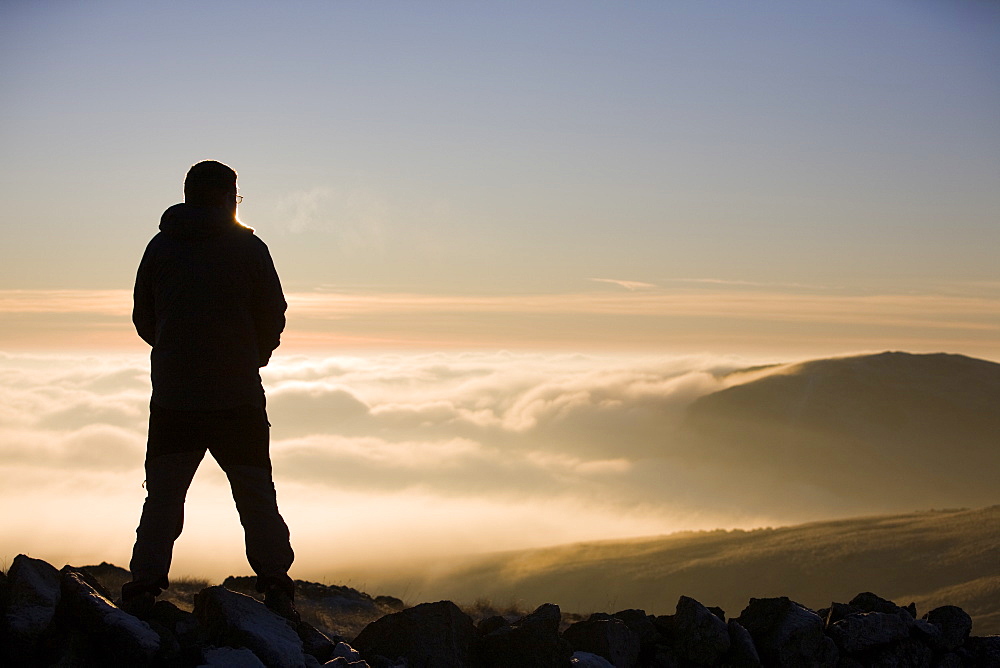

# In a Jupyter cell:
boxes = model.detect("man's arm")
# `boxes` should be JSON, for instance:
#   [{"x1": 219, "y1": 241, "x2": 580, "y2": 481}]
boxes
[
  {"x1": 132, "y1": 246, "x2": 156, "y2": 347},
  {"x1": 252, "y1": 241, "x2": 287, "y2": 367}
]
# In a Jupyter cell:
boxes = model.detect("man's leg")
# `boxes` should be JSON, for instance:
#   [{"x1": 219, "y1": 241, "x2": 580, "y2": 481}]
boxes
[
  {"x1": 223, "y1": 463, "x2": 295, "y2": 590},
  {"x1": 125, "y1": 402, "x2": 208, "y2": 610},
  {"x1": 209, "y1": 404, "x2": 296, "y2": 617},
  {"x1": 127, "y1": 449, "x2": 205, "y2": 594}
]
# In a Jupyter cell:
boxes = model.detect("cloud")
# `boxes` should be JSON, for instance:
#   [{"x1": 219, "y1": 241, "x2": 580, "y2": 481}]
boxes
[
  {"x1": 0, "y1": 290, "x2": 131, "y2": 315},
  {"x1": 0, "y1": 347, "x2": 995, "y2": 578},
  {"x1": 273, "y1": 185, "x2": 386, "y2": 251},
  {"x1": 2, "y1": 288, "x2": 999, "y2": 357},
  {"x1": 590, "y1": 278, "x2": 657, "y2": 291}
]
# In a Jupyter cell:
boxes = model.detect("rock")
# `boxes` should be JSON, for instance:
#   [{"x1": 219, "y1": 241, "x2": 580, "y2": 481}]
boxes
[
  {"x1": 612, "y1": 609, "x2": 658, "y2": 645},
  {"x1": 195, "y1": 585, "x2": 307, "y2": 668},
  {"x1": 863, "y1": 636, "x2": 933, "y2": 667},
  {"x1": 848, "y1": 592, "x2": 911, "y2": 618},
  {"x1": 299, "y1": 619, "x2": 338, "y2": 663},
  {"x1": 909, "y1": 618, "x2": 946, "y2": 651},
  {"x1": 351, "y1": 600, "x2": 475, "y2": 668},
  {"x1": 331, "y1": 641, "x2": 363, "y2": 661},
  {"x1": 77, "y1": 561, "x2": 132, "y2": 588},
  {"x1": 652, "y1": 613, "x2": 674, "y2": 639},
  {"x1": 570, "y1": 650, "x2": 615, "y2": 667},
  {"x1": 827, "y1": 611, "x2": 911, "y2": 654},
  {"x1": 2, "y1": 554, "x2": 62, "y2": 664},
  {"x1": 724, "y1": 619, "x2": 761, "y2": 667},
  {"x1": 365, "y1": 657, "x2": 408, "y2": 668},
  {"x1": 963, "y1": 636, "x2": 1000, "y2": 665},
  {"x1": 819, "y1": 601, "x2": 859, "y2": 627},
  {"x1": 563, "y1": 614, "x2": 640, "y2": 668},
  {"x1": 478, "y1": 614, "x2": 510, "y2": 636},
  {"x1": 150, "y1": 598, "x2": 204, "y2": 647},
  {"x1": 670, "y1": 595, "x2": 730, "y2": 665},
  {"x1": 649, "y1": 646, "x2": 681, "y2": 668},
  {"x1": 201, "y1": 645, "x2": 268, "y2": 666},
  {"x1": 477, "y1": 602, "x2": 573, "y2": 668},
  {"x1": 735, "y1": 597, "x2": 838, "y2": 667},
  {"x1": 923, "y1": 605, "x2": 972, "y2": 652},
  {"x1": 934, "y1": 652, "x2": 964, "y2": 668},
  {"x1": 59, "y1": 569, "x2": 161, "y2": 664},
  {"x1": 373, "y1": 595, "x2": 405, "y2": 611},
  {"x1": 613, "y1": 609, "x2": 659, "y2": 665},
  {"x1": 324, "y1": 657, "x2": 370, "y2": 668},
  {"x1": 224, "y1": 576, "x2": 394, "y2": 618}
]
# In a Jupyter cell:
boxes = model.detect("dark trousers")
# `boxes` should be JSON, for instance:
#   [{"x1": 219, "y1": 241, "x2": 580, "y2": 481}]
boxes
[{"x1": 129, "y1": 402, "x2": 294, "y2": 592}]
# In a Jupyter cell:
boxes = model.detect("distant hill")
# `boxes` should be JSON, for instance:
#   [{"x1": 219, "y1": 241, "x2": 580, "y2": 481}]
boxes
[
  {"x1": 676, "y1": 351, "x2": 1000, "y2": 513},
  {"x1": 384, "y1": 505, "x2": 1000, "y2": 635}
]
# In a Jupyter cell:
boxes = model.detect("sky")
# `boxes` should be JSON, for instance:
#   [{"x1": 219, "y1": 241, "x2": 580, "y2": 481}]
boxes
[{"x1": 1, "y1": 1, "x2": 999, "y2": 583}]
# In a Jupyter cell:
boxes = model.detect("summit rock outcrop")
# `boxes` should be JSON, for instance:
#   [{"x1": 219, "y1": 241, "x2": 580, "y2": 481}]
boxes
[{"x1": 3, "y1": 554, "x2": 999, "y2": 666}]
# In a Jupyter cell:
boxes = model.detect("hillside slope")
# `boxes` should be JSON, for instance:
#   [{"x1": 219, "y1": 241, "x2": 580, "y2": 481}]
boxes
[
  {"x1": 676, "y1": 352, "x2": 1000, "y2": 512},
  {"x1": 391, "y1": 506, "x2": 1000, "y2": 635}
]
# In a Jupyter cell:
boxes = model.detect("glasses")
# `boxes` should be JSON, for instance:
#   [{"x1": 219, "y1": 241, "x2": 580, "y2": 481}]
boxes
[{"x1": 235, "y1": 194, "x2": 244, "y2": 204}]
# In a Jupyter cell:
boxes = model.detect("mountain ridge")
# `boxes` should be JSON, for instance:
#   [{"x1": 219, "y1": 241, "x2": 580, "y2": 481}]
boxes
[{"x1": 364, "y1": 505, "x2": 1000, "y2": 636}]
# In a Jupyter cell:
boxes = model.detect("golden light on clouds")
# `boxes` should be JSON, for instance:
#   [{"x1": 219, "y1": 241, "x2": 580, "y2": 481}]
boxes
[{"x1": 0, "y1": 287, "x2": 998, "y2": 358}]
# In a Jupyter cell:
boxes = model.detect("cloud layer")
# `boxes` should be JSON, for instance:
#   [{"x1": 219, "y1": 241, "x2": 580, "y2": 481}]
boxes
[
  {"x1": 1, "y1": 348, "x2": 994, "y2": 584},
  {"x1": 0, "y1": 350, "x2": 785, "y2": 578},
  {"x1": 2, "y1": 287, "x2": 998, "y2": 357}
]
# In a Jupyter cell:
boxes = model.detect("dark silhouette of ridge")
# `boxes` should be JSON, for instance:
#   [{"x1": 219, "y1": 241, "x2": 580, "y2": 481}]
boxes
[
  {"x1": 679, "y1": 351, "x2": 1000, "y2": 511},
  {"x1": 374, "y1": 505, "x2": 1000, "y2": 638}
]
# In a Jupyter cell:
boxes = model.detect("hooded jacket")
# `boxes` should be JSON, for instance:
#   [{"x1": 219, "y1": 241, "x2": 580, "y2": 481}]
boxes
[{"x1": 133, "y1": 203, "x2": 286, "y2": 410}]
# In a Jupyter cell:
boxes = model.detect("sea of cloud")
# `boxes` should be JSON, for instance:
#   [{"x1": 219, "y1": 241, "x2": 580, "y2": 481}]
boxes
[{"x1": 0, "y1": 349, "x2": 805, "y2": 582}]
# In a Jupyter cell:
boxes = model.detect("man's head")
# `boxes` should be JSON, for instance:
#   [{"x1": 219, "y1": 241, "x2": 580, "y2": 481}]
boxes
[{"x1": 184, "y1": 160, "x2": 238, "y2": 213}]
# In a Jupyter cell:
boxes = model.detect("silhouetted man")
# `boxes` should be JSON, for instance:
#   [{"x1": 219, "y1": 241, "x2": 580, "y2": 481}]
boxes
[{"x1": 123, "y1": 160, "x2": 296, "y2": 620}]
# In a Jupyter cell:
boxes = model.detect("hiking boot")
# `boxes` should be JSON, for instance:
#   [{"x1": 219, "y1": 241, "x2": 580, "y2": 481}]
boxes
[
  {"x1": 119, "y1": 581, "x2": 158, "y2": 619},
  {"x1": 264, "y1": 583, "x2": 301, "y2": 624}
]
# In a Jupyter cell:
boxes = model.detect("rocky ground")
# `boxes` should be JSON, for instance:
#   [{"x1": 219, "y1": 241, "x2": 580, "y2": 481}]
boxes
[{"x1": 2, "y1": 554, "x2": 998, "y2": 667}]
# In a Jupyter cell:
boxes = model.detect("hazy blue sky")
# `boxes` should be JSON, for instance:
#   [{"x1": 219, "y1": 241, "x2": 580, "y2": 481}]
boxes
[{"x1": 1, "y1": 0, "x2": 998, "y2": 357}]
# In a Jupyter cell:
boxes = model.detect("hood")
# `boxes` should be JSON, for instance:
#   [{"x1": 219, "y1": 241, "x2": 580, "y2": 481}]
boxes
[{"x1": 159, "y1": 203, "x2": 255, "y2": 240}]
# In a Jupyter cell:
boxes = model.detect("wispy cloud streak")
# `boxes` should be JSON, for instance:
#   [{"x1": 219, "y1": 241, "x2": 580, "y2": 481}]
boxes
[{"x1": 1, "y1": 288, "x2": 997, "y2": 357}]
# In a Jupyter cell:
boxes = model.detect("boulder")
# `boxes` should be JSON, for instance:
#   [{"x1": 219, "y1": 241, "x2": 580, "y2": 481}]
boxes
[
  {"x1": 331, "y1": 641, "x2": 364, "y2": 663},
  {"x1": 827, "y1": 611, "x2": 911, "y2": 654},
  {"x1": 478, "y1": 614, "x2": 511, "y2": 636},
  {"x1": 923, "y1": 605, "x2": 972, "y2": 652},
  {"x1": 195, "y1": 585, "x2": 307, "y2": 668},
  {"x1": 848, "y1": 592, "x2": 912, "y2": 618},
  {"x1": 649, "y1": 646, "x2": 681, "y2": 668},
  {"x1": 201, "y1": 645, "x2": 268, "y2": 666},
  {"x1": 224, "y1": 576, "x2": 399, "y2": 617},
  {"x1": 962, "y1": 636, "x2": 1000, "y2": 665},
  {"x1": 861, "y1": 636, "x2": 933, "y2": 667},
  {"x1": 570, "y1": 650, "x2": 615, "y2": 667},
  {"x1": 909, "y1": 617, "x2": 946, "y2": 651},
  {"x1": 298, "y1": 619, "x2": 338, "y2": 663},
  {"x1": 149, "y1": 598, "x2": 205, "y2": 648},
  {"x1": 735, "y1": 597, "x2": 838, "y2": 667},
  {"x1": 818, "y1": 601, "x2": 860, "y2": 627},
  {"x1": 724, "y1": 619, "x2": 761, "y2": 667},
  {"x1": 613, "y1": 609, "x2": 660, "y2": 665},
  {"x1": 563, "y1": 614, "x2": 640, "y2": 668},
  {"x1": 934, "y1": 652, "x2": 964, "y2": 668},
  {"x1": 59, "y1": 569, "x2": 161, "y2": 664},
  {"x1": 351, "y1": 600, "x2": 475, "y2": 668},
  {"x1": 612, "y1": 609, "x2": 658, "y2": 645},
  {"x1": 477, "y1": 603, "x2": 573, "y2": 668},
  {"x1": 670, "y1": 595, "x2": 730, "y2": 665},
  {"x1": 2, "y1": 554, "x2": 63, "y2": 664}
]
